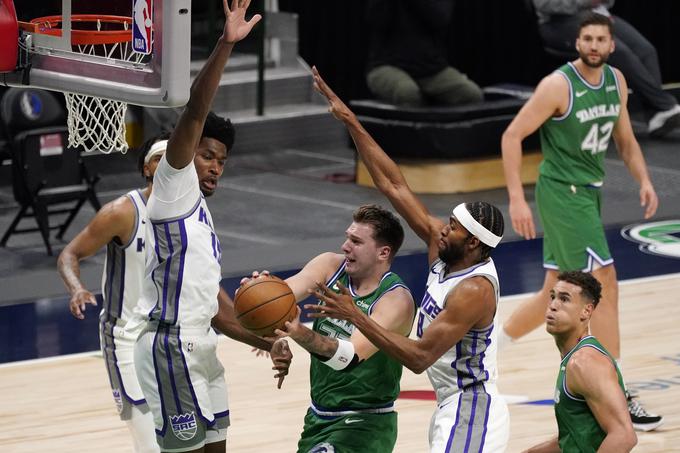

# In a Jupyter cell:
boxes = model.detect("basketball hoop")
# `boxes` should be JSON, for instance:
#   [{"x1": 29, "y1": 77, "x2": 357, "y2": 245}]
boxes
[{"x1": 29, "y1": 15, "x2": 146, "y2": 153}]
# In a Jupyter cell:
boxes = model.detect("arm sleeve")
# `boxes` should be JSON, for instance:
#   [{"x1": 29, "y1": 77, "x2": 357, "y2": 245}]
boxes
[{"x1": 147, "y1": 155, "x2": 201, "y2": 221}]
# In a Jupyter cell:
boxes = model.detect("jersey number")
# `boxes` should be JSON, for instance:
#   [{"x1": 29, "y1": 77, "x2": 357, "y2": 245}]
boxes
[
  {"x1": 416, "y1": 312, "x2": 424, "y2": 338},
  {"x1": 581, "y1": 121, "x2": 614, "y2": 155}
]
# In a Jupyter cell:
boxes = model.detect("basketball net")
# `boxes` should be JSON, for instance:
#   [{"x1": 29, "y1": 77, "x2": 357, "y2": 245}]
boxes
[
  {"x1": 65, "y1": 26, "x2": 143, "y2": 154},
  {"x1": 29, "y1": 15, "x2": 144, "y2": 154}
]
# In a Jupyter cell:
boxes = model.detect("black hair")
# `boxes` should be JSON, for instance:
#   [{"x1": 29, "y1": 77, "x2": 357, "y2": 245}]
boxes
[
  {"x1": 203, "y1": 111, "x2": 235, "y2": 151},
  {"x1": 579, "y1": 12, "x2": 613, "y2": 36},
  {"x1": 465, "y1": 201, "x2": 504, "y2": 260},
  {"x1": 353, "y1": 204, "x2": 404, "y2": 261},
  {"x1": 136, "y1": 131, "x2": 171, "y2": 179},
  {"x1": 557, "y1": 271, "x2": 602, "y2": 308}
]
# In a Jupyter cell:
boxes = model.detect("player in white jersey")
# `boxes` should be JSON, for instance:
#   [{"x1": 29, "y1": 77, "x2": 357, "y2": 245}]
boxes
[
  {"x1": 307, "y1": 68, "x2": 509, "y2": 452},
  {"x1": 132, "y1": 2, "x2": 291, "y2": 452},
  {"x1": 57, "y1": 135, "x2": 169, "y2": 453}
]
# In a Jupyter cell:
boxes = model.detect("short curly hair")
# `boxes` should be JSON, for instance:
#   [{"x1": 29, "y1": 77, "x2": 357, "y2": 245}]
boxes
[{"x1": 557, "y1": 271, "x2": 602, "y2": 307}]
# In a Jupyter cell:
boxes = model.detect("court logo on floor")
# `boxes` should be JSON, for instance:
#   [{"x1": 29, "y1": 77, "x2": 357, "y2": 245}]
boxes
[
  {"x1": 621, "y1": 220, "x2": 680, "y2": 258},
  {"x1": 170, "y1": 412, "x2": 197, "y2": 440}
]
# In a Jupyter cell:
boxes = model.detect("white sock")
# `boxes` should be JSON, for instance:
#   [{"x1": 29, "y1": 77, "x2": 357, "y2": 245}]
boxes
[
  {"x1": 126, "y1": 405, "x2": 160, "y2": 453},
  {"x1": 498, "y1": 327, "x2": 515, "y2": 350}
]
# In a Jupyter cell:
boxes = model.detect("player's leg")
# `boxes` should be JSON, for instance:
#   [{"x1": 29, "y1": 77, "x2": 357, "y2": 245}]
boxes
[
  {"x1": 501, "y1": 269, "x2": 559, "y2": 342},
  {"x1": 590, "y1": 263, "x2": 620, "y2": 358},
  {"x1": 366, "y1": 65, "x2": 424, "y2": 106},
  {"x1": 204, "y1": 329, "x2": 230, "y2": 453},
  {"x1": 102, "y1": 320, "x2": 159, "y2": 452},
  {"x1": 429, "y1": 385, "x2": 508, "y2": 453},
  {"x1": 134, "y1": 326, "x2": 214, "y2": 452},
  {"x1": 126, "y1": 405, "x2": 161, "y2": 453}
]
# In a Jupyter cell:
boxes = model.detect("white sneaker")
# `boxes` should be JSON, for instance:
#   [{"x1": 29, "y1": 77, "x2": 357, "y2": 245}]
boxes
[{"x1": 648, "y1": 104, "x2": 680, "y2": 137}]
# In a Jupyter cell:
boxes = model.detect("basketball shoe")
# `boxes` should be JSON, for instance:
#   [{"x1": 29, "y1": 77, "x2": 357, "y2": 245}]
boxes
[{"x1": 626, "y1": 391, "x2": 664, "y2": 431}]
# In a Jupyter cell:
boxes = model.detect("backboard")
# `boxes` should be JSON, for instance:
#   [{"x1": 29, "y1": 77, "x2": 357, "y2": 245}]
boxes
[{"x1": 2, "y1": 0, "x2": 191, "y2": 107}]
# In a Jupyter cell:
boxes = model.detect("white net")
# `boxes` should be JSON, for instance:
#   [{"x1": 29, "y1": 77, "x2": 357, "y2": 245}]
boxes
[
  {"x1": 62, "y1": 18, "x2": 144, "y2": 154},
  {"x1": 65, "y1": 92, "x2": 129, "y2": 153}
]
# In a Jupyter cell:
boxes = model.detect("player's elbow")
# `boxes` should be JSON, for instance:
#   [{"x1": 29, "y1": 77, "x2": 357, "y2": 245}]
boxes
[
  {"x1": 404, "y1": 352, "x2": 433, "y2": 374},
  {"x1": 501, "y1": 128, "x2": 522, "y2": 153}
]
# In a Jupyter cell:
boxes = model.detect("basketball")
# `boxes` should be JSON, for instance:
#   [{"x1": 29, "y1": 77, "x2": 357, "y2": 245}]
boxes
[{"x1": 234, "y1": 274, "x2": 297, "y2": 337}]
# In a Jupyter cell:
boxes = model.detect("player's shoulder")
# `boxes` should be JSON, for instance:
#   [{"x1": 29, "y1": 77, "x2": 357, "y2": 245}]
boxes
[
  {"x1": 538, "y1": 70, "x2": 570, "y2": 93},
  {"x1": 99, "y1": 193, "x2": 136, "y2": 222},
  {"x1": 569, "y1": 345, "x2": 612, "y2": 375}
]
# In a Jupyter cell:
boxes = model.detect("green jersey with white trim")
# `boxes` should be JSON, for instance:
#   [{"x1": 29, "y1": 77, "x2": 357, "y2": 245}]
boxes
[
  {"x1": 309, "y1": 262, "x2": 412, "y2": 411},
  {"x1": 554, "y1": 336, "x2": 626, "y2": 452},
  {"x1": 539, "y1": 62, "x2": 621, "y2": 186}
]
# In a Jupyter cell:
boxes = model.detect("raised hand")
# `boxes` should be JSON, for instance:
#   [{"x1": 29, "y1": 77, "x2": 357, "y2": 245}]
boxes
[
  {"x1": 311, "y1": 66, "x2": 354, "y2": 123},
  {"x1": 269, "y1": 338, "x2": 293, "y2": 389},
  {"x1": 222, "y1": 0, "x2": 262, "y2": 44},
  {"x1": 305, "y1": 281, "x2": 360, "y2": 322},
  {"x1": 69, "y1": 288, "x2": 97, "y2": 320}
]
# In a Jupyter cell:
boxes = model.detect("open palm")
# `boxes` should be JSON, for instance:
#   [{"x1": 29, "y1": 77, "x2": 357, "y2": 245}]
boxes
[{"x1": 222, "y1": 0, "x2": 262, "y2": 44}]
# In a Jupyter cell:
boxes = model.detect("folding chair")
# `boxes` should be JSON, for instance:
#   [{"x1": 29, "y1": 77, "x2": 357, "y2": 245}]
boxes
[{"x1": 0, "y1": 88, "x2": 100, "y2": 255}]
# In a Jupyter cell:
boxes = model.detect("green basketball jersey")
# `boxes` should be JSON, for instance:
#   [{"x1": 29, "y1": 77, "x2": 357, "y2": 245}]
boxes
[
  {"x1": 309, "y1": 263, "x2": 412, "y2": 411},
  {"x1": 539, "y1": 62, "x2": 621, "y2": 186},
  {"x1": 554, "y1": 336, "x2": 626, "y2": 452}
]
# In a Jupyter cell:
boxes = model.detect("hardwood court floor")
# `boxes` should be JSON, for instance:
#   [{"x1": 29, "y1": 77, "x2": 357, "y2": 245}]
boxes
[{"x1": 1, "y1": 274, "x2": 678, "y2": 452}]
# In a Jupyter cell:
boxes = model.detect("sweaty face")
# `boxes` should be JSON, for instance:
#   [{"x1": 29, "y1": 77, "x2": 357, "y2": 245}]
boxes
[
  {"x1": 545, "y1": 281, "x2": 592, "y2": 336},
  {"x1": 576, "y1": 24, "x2": 614, "y2": 68},
  {"x1": 193, "y1": 137, "x2": 227, "y2": 197},
  {"x1": 341, "y1": 222, "x2": 387, "y2": 278},
  {"x1": 438, "y1": 216, "x2": 470, "y2": 265}
]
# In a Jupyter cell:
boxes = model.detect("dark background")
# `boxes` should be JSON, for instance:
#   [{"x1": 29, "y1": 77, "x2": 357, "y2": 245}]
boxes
[
  {"x1": 12, "y1": 0, "x2": 680, "y2": 102},
  {"x1": 278, "y1": 0, "x2": 680, "y2": 101}
]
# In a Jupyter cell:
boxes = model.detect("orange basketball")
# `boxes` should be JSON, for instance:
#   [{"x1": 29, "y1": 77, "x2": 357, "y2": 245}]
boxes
[{"x1": 234, "y1": 274, "x2": 297, "y2": 337}]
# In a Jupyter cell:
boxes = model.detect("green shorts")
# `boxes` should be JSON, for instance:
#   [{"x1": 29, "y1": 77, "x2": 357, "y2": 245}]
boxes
[
  {"x1": 297, "y1": 409, "x2": 397, "y2": 453},
  {"x1": 535, "y1": 176, "x2": 613, "y2": 271}
]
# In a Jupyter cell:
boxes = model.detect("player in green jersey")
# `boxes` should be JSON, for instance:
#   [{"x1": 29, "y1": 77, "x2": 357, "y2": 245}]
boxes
[
  {"x1": 500, "y1": 13, "x2": 662, "y2": 431},
  {"x1": 524, "y1": 271, "x2": 636, "y2": 453},
  {"x1": 243, "y1": 205, "x2": 415, "y2": 453}
]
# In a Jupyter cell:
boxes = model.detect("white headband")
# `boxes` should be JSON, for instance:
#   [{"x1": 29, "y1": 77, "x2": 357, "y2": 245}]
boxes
[
  {"x1": 452, "y1": 203, "x2": 502, "y2": 248},
  {"x1": 144, "y1": 140, "x2": 168, "y2": 164}
]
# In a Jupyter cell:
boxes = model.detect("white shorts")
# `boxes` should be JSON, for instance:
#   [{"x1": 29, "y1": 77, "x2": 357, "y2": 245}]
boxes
[
  {"x1": 100, "y1": 316, "x2": 149, "y2": 420},
  {"x1": 134, "y1": 324, "x2": 229, "y2": 452},
  {"x1": 429, "y1": 383, "x2": 509, "y2": 453}
]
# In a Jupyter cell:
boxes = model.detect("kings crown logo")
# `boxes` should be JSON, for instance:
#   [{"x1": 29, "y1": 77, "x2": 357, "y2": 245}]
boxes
[
  {"x1": 621, "y1": 220, "x2": 680, "y2": 259},
  {"x1": 170, "y1": 412, "x2": 198, "y2": 441},
  {"x1": 112, "y1": 389, "x2": 123, "y2": 414}
]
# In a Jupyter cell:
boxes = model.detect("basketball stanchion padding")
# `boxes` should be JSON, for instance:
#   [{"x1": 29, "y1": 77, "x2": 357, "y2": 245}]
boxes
[
  {"x1": 0, "y1": 0, "x2": 18, "y2": 72},
  {"x1": 28, "y1": 15, "x2": 145, "y2": 153}
]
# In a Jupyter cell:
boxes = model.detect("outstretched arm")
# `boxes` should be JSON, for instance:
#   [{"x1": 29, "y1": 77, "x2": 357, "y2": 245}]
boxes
[
  {"x1": 308, "y1": 277, "x2": 494, "y2": 374},
  {"x1": 166, "y1": 0, "x2": 261, "y2": 170},
  {"x1": 502, "y1": 73, "x2": 567, "y2": 240},
  {"x1": 610, "y1": 68, "x2": 658, "y2": 219},
  {"x1": 57, "y1": 197, "x2": 135, "y2": 319},
  {"x1": 312, "y1": 67, "x2": 444, "y2": 262}
]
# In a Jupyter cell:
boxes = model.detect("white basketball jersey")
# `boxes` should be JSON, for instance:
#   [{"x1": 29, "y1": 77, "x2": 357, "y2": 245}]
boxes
[
  {"x1": 416, "y1": 258, "x2": 500, "y2": 404},
  {"x1": 100, "y1": 189, "x2": 148, "y2": 324},
  {"x1": 138, "y1": 156, "x2": 222, "y2": 328}
]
